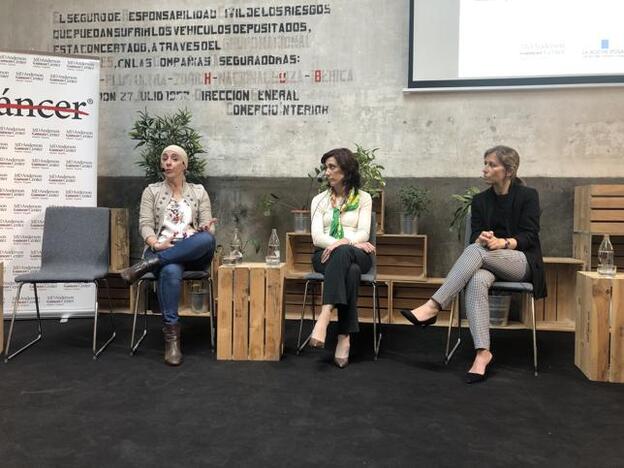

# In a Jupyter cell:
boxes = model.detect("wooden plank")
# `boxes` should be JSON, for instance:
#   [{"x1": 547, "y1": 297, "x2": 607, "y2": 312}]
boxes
[
  {"x1": 573, "y1": 232, "x2": 591, "y2": 270},
  {"x1": 265, "y1": 266, "x2": 284, "y2": 360},
  {"x1": 543, "y1": 257, "x2": 585, "y2": 265},
  {"x1": 557, "y1": 264, "x2": 579, "y2": 323},
  {"x1": 591, "y1": 197, "x2": 624, "y2": 209},
  {"x1": 574, "y1": 186, "x2": 589, "y2": 232},
  {"x1": 592, "y1": 277, "x2": 612, "y2": 381},
  {"x1": 232, "y1": 268, "x2": 249, "y2": 360},
  {"x1": 216, "y1": 266, "x2": 234, "y2": 360},
  {"x1": 590, "y1": 185, "x2": 624, "y2": 196},
  {"x1": 248, "y1": 267, "x2": 265, "y2": 360},
  {"x1": 590, "y1": 210, "x2": 624, "y2": 222},
  {"x1": 589, "y1": 222, "x2": 624, "y2": 235},
  {"x1": 575, "y1": 271, "x2": 591, "y2": 375},
  {"x1": 109, "y1": 208, "x2": 129, "y2": 272},
  {"x1": 543, "y1": 266, "x2": 557, "y2": 322},
  {"x1": 377, "y1": 265, "x2": 424, "y2": 277},
  {"x1": 575, "y1": 272, "x2": 611, "y2": 381},
  {"x1": 610, "y1": 278, "x2": 624, "y2": 382}
]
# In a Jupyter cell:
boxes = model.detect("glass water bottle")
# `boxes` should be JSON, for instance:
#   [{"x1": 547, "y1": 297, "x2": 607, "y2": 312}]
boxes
[
  {"x1": 597, "y1": 234, "x2": 616, "y2": 277},
  {"x1": 266, "y1": 228, "x2": 280, "y2": 266}
]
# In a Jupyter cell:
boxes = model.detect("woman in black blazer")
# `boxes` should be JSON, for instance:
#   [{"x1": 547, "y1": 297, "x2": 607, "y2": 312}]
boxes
[{"x1": 401, "y1": 145, "x2": 546, "y2": 383}]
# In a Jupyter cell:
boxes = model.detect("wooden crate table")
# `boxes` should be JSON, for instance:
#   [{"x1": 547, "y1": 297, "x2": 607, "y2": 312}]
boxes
[
  {"x1": 575, "y1": 271, "x2": 624, "y2": 383},
  {"x1": 530, "y1": 257, "x2": 585, "y2": 331},
  {"x1": 573, "y1": 184, "x2": 624, "y2": 271},
  {"x1": 217, "y1": 262, "x2": 285, "y2": 361}
]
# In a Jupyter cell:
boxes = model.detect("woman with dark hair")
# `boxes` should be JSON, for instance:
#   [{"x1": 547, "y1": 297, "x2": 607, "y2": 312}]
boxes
[
  {"x1": 120, "y1": 144, "x2": 216, "y2": 366},
  {"x1": 307, "y1": 147, "x2": 375, "y2": 368},
  {"x1": 401, "y1": 145, "x2": 546, "y2": 383}
]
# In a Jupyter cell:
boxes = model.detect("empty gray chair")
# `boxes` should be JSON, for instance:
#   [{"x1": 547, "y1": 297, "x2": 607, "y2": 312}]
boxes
[
  {"x1": 445, "y1": 211, "x2": 538, "y2": 375},
  {"x1": 129, "y1": 265, "x2": 216, "y2": 354},
  {"x1": 296, "y1": 212, "x2": 382, "y2": 359},
  {"x1": 5, "y1": 206, "x2": 116, "y2": 361}
]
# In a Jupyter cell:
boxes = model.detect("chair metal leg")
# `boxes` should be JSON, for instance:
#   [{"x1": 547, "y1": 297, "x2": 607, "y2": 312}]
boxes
[
  {"x1": 372, "y1": 282, "x2": 382, "y2": 360},
  {"x1": 130, "y1": 279, "x2": 149, "y2": 355},
  {"x1": 208, "y1": 276, "x2": 216, "y2": 352},
  {"x1": 530, "y1": 293, "x2": 538, "y2": 376},
  {"x1": 92, "y1": 279, "x2": 116, "y2": 360},
  {"x1": 444, "y1": 295, "x2": 462, "y2": 364},
  {"x1": 5, "y1": 283, "x2": 43, "y2": 362},
  {"x1": 296, "y1": 280, "x2": 312, "y2": 354}
]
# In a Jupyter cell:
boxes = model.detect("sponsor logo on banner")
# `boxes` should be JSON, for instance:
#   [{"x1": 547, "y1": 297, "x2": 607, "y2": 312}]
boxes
[
  {"x1": 50, "y1": 143, "x2": 77, "y2": 154},
  {"x1": 0, "y1": 188, "x2": 26, "y2": 198},
  {"x1": 32, "y1": 158, "x2": 61, "y2": 169},
  {"x1": 13, "y1": 173, "x2": 43, "y2": 184},
  {"x1": 65, "y1": 159, "x2": 92, "y2": 170},
  {"x1": 0, "y1": 156, "x2": 26, "y2": 167},
  {"x1": 0, "y1": 126, "x2": 26, "y2": 137},
  {"x1": 31, "y1": 188, "x2": 60, "y2": 199},
  {"x1": 0, "y1": 218, "x2": 24, "y2": 228},
  {"x1": 32, "y1": 128, "x2": 61, "y2": 139},
  {"x1": 13, "y1": 204, "x2": 43, "y2": 215},
  {"x1": 65, "y1": 189, "x2": 93, "y2": 200},
  {"x1": 13, "y1": 234, "x2": 42, "y2": 245}
]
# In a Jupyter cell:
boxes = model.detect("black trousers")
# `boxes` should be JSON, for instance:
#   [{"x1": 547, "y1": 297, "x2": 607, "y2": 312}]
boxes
[{"x1": 312, "y1": 245, "x2": 372, "y2": 334}]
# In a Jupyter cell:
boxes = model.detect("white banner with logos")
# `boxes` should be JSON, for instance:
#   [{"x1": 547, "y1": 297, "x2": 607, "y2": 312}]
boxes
[{"x1": 0, "y1": 51, "x2": 99, "y2": 318}]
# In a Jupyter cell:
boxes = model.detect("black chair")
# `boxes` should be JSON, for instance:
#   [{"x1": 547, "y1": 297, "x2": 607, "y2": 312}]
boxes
[
  {"x1": 445, "y1": 211, "x2": 538, "y2": 375},
  {"x1": 129, "y1": 265, "x2": 216, "y2": 355},
  {"x1": 4, "y1": 207, "x2": 116, "y2": 361},
  {"x1": 296, "y1": 212, "x2": 382, "y2": 359}
]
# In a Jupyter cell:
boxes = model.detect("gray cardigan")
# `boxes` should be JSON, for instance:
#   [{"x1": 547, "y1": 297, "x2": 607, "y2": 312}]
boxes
[{"x1": 139, "y1": 181, "x2": 215, "y2": 245}]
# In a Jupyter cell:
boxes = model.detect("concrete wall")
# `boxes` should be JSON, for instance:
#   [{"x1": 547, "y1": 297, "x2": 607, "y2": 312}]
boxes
[
  {"x1": 3, "y1": 0, "x2": 624, "y2": 273},
  {"x1": 3, "y1": 0, "x2": 624, "y2": 178}
]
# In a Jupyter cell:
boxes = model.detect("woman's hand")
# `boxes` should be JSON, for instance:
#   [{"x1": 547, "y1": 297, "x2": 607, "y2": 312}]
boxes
[
  {"x1": 321, "y1": 239, "x2": 350, "y2": 263},
  {"x1": 476, "y1": 230, "x2": 494, "y2": 247},
  {"x1": 198, "y1": 218, "x2": 218, "y2": 232},
  {"x1": 354, "y1": 242, "x2": 376, "y2": 254},
  {"x1": 153, "y1": 236, "x2": 175, "y2": 251},
  {"x1": 485, "y1": 236, "x2": 506, "y2": 250}
]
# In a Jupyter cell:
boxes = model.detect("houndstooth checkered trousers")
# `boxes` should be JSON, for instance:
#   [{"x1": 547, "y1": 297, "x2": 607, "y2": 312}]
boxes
[{"x1": 432, "y1": 243, "x2": 529, "y2": 350}]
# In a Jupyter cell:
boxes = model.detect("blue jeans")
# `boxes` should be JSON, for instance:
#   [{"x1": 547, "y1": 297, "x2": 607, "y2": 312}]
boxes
[{"x1": 144, "y1": 231, "x2": 215, "y2": 325}]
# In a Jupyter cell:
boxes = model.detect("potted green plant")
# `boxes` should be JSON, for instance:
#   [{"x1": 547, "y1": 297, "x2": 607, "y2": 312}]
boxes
[
  {"x1": 354, "y1": 144, "x2": 386, "y2": 232},
  {"x1": 398, "y1": 186, "x2": 430, "y2": 234},
  {"x1": 129, "y1": 108, "x2": 206, "y2": 183},
  {"x1": 449, "y1": 186, "x2": 481, "y2": 240}
]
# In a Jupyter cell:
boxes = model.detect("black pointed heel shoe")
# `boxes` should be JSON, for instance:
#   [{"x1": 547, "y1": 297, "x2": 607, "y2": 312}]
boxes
[
  {"x1": 464, "y1": 359, "x2": 493, "y2": 384},
  {"x1": 464, "y1": 372, "x2": 487, "y2": 384},
  {"x1": 399, "y1": 309, "x2": 437, "y2": 328}
]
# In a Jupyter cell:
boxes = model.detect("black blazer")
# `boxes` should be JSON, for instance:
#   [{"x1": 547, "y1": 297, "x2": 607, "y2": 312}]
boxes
[{"x1": 469, "y1": 183, "x2": 547, "y2": 299}]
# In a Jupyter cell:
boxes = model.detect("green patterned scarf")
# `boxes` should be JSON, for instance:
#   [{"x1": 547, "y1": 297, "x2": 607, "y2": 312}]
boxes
[{"x1": 329, "y1": 189, "x2": 360, "y2": 239}]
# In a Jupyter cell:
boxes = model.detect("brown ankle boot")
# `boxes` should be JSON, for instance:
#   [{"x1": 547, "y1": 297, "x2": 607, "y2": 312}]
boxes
[
  {"x1": 120, "y1": 257, "x2": 160, "y2": 284},
  {"x1": 163, "y1": 323, "x2": 182, "y2": 366}
]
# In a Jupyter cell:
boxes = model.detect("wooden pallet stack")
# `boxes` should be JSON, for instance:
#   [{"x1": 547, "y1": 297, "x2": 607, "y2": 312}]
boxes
[
  {"x1": 285, "y1": 197, "x2": 587, "y2": 331},
  {"x1": 284, "y1": 217, "x2": 453, "y2": 325},
  {"x1": 573, "y1": 184, "x2": 624, "y2": 271},
  {"x1": 97, "y1": 208, "x2": 130, "y2": 310}
]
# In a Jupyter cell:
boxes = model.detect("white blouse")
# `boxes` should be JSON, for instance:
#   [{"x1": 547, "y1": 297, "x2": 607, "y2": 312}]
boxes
[
  {"x1": 310, "y1": 189, "x2": 372, "y2": 249},
  {"x1": 158, "y1": 199, "x2": 195, "y2": 243}
]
